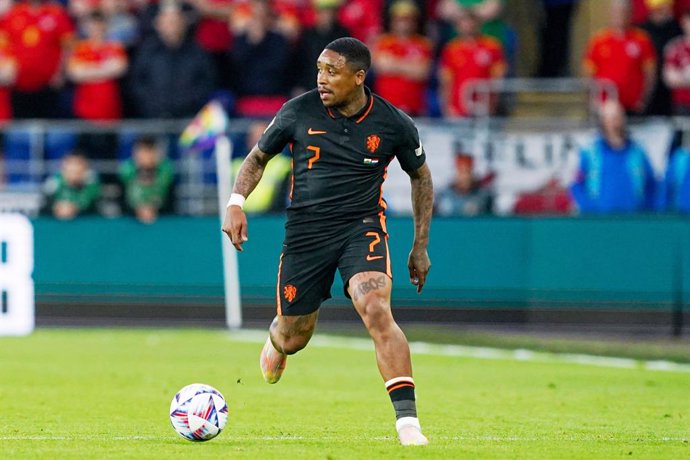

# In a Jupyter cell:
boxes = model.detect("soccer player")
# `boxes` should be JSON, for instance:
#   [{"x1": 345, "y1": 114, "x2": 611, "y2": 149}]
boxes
[{"x1": 222, "y1": 37, "x2": 433, "y2": 446}]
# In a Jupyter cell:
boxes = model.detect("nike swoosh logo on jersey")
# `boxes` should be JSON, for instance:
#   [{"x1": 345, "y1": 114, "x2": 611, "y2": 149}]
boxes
[
  {"x1": 366, "y1": 255, "x2": 384, "y2": 261},
  {"x1": 308, "y1": 128, "x2": 327, "y2": 135}
]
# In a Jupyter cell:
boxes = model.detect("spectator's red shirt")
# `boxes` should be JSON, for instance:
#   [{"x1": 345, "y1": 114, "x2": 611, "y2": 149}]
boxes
[
  {"x1": 583, "y1": 28, "x2": 656, "y2": 111},
  {"x1": 273, "y1": 0, "x2": 316, "y2": 28},
  {"x1": 1, "y1": 2, "x2": 74, "y2": 91},
  {"x1": 664, "y1": 36, "x2": 690, "y2": 108},
  {"x1": 440, "y1": 36, "x2": 506, "y2": 116},
  {"x1": 195, "y1": 0, "x2": 233, "y2": 52},
  {"x1": 71, "y1": 40, "x2": 126, "y2": 120},
  {"x1": 338, "y1": 0, "x2": 382, "y2": 44},
  {"x1": 372, "y1": 34, "x2": 432, "y2": 116}
]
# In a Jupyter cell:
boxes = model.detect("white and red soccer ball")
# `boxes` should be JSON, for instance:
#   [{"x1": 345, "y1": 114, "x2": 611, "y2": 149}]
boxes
[{"x1": 169, "y1": 383, "x2": 228, "y2": 441}]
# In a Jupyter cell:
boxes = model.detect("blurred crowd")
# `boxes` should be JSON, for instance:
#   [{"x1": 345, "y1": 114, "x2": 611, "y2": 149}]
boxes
[
  {"x1": 0, "y1": 0, "x2": 687, "y2": 219},
  {"x1": 3, "y1": 0, "x2": 690, "y2": 120},
  {"x1": 0, "y1": 0, "x2": 520, "y2": 121}
]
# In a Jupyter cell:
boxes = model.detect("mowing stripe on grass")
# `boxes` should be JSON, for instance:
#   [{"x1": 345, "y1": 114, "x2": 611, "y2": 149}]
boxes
[
  {"x1": 228, "y1": 329, "x2": 690, "y2": 373},
  {"x1": 1, "y1": 435, "x2": 688, "y2": 442}
]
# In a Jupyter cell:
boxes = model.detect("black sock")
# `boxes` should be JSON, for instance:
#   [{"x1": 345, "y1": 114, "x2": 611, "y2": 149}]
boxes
[{"x1": 386, "y1": 377, "x2": 417, "y2": 419}]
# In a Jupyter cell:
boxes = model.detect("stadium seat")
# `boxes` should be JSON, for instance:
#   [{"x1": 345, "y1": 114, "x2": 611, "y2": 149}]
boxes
[
  {"x1": 3, "y1": 129, "x2": 32, "y2": 184},
  {"x1": 117, "y1": 130, "x2": 140, "y2": 160},
  {"x1": 45, "y1": 130, "x2": 77, "y2": 161}
]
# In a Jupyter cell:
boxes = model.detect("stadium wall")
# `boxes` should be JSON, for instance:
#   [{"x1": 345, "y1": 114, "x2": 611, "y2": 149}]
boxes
[{"x1": 31, "y1": 216, "x2": 689, "y2": 326}]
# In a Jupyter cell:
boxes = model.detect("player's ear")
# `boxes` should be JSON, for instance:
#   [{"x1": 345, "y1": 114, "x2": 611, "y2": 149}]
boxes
[{"x1": 355, "y1": 69, "x2": 366, "y2": 86}]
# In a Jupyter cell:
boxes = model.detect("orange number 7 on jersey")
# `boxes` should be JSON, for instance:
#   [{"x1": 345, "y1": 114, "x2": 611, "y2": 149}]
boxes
[{"x1": 307, "y1": 145, "x2": 320, "y2": 169}]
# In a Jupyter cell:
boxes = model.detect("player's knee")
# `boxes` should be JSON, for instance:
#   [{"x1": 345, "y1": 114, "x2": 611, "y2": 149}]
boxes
[
  {"x1": 360, "y1": 297, "x2": 394, "y2": 333},
  {"x1": 271, "y1": 330, "x2": 311, "y2": 355},
  {"x1": 275, "y1": 335, "x2": 309, "y2": 355}
]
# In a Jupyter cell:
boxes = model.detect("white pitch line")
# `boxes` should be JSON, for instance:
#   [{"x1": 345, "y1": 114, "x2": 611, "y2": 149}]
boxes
[{"x1": 228, "y1": 329, "x2": 690, "y2": 373}]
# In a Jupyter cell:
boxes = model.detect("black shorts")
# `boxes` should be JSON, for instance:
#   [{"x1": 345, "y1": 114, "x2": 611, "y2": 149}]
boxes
[{"x1": 276, "y1": 215, "x2": 391, "y2": 316}]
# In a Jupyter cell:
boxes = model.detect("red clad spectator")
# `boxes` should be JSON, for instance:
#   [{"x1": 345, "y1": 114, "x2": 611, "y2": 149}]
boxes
[
  {"x1": 372, "y1": 0, "x2": 432, "y2": 116},
  {"x1": 67, "y1": 11, "x2": 128, "y2": 121},
  {"x1": 0, "y1": 38, "x2": 16, "y2": 121},
  {"x1": 663, "y1": 8, "x2": 690, "y2": 114},
  {"x1": 439, "y1": 8, "x2": 506, "y2": 117},
  {"x1": 188, "y1": 0, "x2": 234, "y2": 52},
  {"x1": 1, "y1": 0, "x2": 75, "y2": 118},
  {"x1": 186, "y1": 0, "x2": 233, "y2": 89},
  {"x1": 583, "y1": 0, "x2": 656, "y2": 113},
  {"x1": 273, "y1": 0, "x2": 313, "y2": 39},
  {"x1": 338, "y1": 0, "x2": 383, "y2": 44},
  {"x1": 230, "y1": 0, "x2": 309, "y2": 42},
  {"x1": 513, "y1": 178, "x2": 574, "y2": 215},
  {"x1": 632, "y1": 0, "x2": 690, "y2": 23},
  {"x1": 273, "y1": 0, "x2": 317, "y2": 26}
]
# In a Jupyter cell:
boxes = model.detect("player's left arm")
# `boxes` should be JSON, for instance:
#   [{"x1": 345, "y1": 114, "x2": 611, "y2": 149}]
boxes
[{"x1": 406, "y1": 162, "x2": 433, "y2": 293}]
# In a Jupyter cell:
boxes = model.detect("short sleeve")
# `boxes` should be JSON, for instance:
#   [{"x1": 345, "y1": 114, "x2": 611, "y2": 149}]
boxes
[
  {"x1": 257, "y1": 102, "x2": 297, "y2": 155},
  {"x1": 394, "y1": 111, "x2": 426, "y2": 172}
]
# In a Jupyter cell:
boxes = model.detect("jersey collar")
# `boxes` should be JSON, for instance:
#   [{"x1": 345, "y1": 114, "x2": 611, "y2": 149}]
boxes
[{"x1": 325, "y1": 86, "x2": 374, "y2": 124}]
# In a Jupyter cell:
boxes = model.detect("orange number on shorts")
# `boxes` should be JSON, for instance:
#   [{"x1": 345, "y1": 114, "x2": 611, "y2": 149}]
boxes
[
  {"x1": 307, "y1": 145, "x2": 320, "y2": 169},
  {"x1": 366, "y1": 232, "x2": 380, "y2": 252}
]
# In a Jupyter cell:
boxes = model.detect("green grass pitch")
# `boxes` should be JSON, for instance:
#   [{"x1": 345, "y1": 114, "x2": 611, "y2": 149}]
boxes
[{"x1": 1, "y1": 328, "x2": 689, "y2": 459}]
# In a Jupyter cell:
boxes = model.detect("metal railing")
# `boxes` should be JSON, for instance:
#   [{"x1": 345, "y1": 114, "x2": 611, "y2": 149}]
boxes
[
  {"x1": 463, "y1": 78, "x2": 619, "y2": 118},
  {"x1": 0, "y1": 111, "x2": 684, "y2": 217},
  {"x1": 0, "y1": 119, "x2": 260, "y2": 216}
]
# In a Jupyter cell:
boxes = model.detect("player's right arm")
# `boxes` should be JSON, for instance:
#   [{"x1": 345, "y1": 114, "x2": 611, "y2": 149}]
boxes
[
  {"x1": 222, "y1": 98, "x2": 297, "y2": 251},
  {"x1": 222, "y1": 145, "x2": 277, "y2": 251}
]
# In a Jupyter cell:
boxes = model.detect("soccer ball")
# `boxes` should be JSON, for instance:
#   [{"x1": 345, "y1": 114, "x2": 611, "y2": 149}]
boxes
[{"x1": 169, "y1": 383, "x2": 228, "y2": 441}]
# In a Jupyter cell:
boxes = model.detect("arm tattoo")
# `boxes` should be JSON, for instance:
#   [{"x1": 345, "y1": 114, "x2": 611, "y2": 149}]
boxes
[
  {"x1": 408, "y1": 163, "x2": 434, "y2": 248},
  {"x1": 352, "y1": 275, "x2": 387, "y2": 302},
  {"x1": 232, "y1": 145, "x2": 276, "y2": 198}
]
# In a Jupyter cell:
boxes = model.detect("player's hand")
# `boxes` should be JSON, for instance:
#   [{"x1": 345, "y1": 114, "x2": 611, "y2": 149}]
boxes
[
  {"x1": 407, "y1": 246, "x2": 431, "y2": 294},
  {"x1": 222, "y1": 205, "x2": 248, "y2": 252}
]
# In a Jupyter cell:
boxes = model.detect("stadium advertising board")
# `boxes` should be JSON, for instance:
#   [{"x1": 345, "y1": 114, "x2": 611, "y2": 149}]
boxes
[{"x1": 0, "y1": 213, "x2": 34, "y2": 336}]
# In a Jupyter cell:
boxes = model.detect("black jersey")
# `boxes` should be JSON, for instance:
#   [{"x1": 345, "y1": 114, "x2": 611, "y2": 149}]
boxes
[{"x1": 259, "y1": 87, "x2": 426, "y2": 236}]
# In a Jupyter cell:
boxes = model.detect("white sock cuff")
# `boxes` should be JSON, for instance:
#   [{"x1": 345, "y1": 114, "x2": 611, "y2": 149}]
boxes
[
  {"x1": 396, "y1": 417, "x2": 421, "y2": 433},
  {"x1": 385, "y1": 376, "x2": 414, "y2": 389}
]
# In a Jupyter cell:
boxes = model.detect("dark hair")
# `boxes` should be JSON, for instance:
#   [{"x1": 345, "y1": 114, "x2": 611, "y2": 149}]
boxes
[
  {"x1": 325, "y1": 37, "x2": 371, "y2": 73},
  {"x1": 134, "y1": 135, "x2": 159, "y2": 150}
]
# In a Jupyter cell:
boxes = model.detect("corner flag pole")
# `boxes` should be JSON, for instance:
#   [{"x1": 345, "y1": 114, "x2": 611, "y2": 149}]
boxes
[{"x1": 215, "y1": 135, "x2": 242, "y2": 329}]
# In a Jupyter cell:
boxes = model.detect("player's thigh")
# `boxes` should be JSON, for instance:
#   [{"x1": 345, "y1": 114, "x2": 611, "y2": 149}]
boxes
[
  {"x1": 347, "y1": 271, "x2": 393, "y2": 326},
  {"x1": 338, "y1": 221, "x2": 391, "y2": 300},
  {"x1": 277, "y1": 245, "x2": 339, "y2": 317}
]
